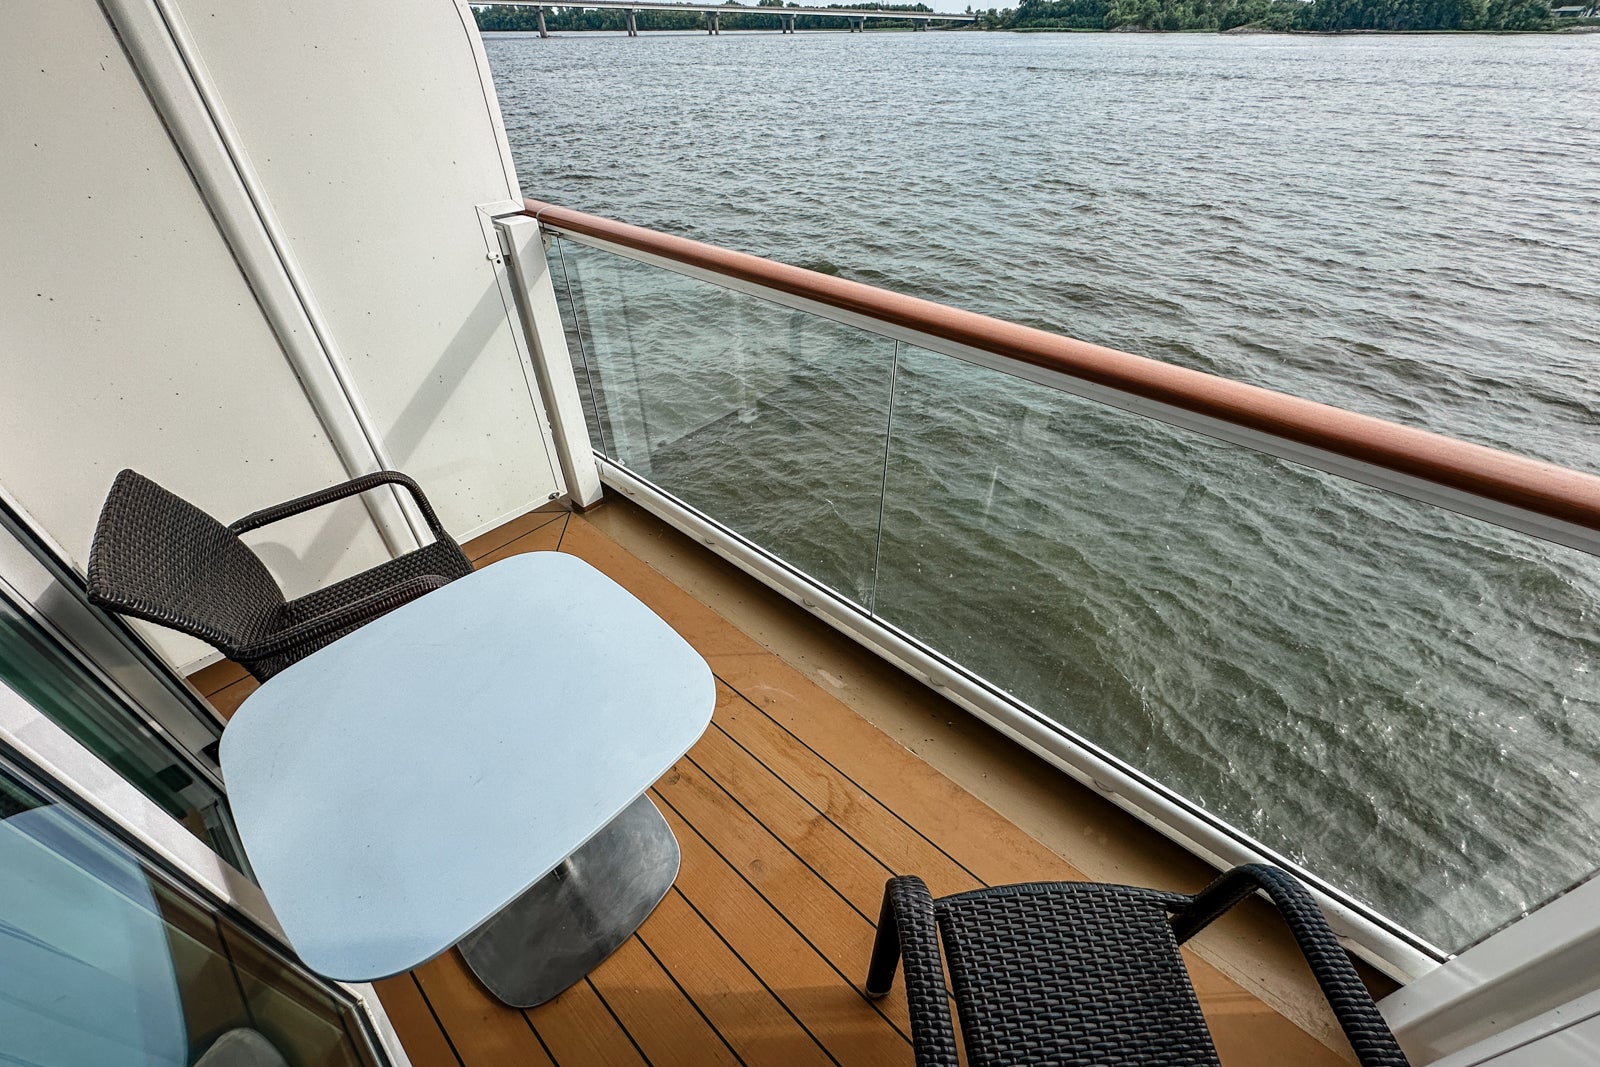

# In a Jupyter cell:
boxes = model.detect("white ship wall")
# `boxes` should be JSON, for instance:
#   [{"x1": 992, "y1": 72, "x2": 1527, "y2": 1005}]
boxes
[
  {"x1": 167, "y1": 0, "x2": 562, "y2": 534},
  {"x1": 1, "y1": 1, "x2": 562, "y2": 672}
]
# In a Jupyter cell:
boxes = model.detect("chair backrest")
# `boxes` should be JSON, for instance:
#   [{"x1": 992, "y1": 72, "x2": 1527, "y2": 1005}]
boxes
[{"x1": 86, "y1": 470, "x2": 286, "y2": 654}]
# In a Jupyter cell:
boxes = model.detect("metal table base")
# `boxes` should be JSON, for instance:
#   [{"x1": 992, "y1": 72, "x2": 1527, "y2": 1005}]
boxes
[{"x1": 456, "y1": 794, "x2": 680, "y2": 1007}]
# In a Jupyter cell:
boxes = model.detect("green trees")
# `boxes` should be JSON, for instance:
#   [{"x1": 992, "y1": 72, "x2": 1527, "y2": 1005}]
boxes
[
  {"x1": 1003, "y1": 0, "x2": 1552, "y2": 29},
  {"x1": 1010, "y1": 0, "x2": 1298, "y2": 31},
  {"x1": 468, "y1": 0, "x2": 1552, "y2": 32},
  {"x1": 1477, "y1": 0, "x2": 1554, "y2": 26}
]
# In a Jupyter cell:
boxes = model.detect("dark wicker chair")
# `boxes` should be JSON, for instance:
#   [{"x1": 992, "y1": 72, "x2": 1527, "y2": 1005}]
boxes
[
  {"x1": 87, "y1": 469, "x2": 473, "y2": 682},
  {"x1": 866, "y1": 863, "x2": 1410, "y2": 1067}
]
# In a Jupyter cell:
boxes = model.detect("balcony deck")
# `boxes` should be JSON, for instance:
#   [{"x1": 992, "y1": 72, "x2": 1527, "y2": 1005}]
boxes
[{"x1": 191, "y1": 500, "x2": 1357, "y2": 1067}]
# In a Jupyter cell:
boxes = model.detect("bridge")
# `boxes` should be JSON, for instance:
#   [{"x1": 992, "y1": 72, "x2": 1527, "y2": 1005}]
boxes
[{"x1": 476, "y1": 0, "x2": 975, "y2": 36}]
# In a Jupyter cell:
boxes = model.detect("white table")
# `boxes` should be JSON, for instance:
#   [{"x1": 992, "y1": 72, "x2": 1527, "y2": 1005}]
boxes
[{"x1": 220, "y1": 551, "x2": 714, "y2": 1005}]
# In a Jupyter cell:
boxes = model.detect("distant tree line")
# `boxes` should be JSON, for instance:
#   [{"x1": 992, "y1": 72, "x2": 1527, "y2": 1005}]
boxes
[
  {"x1": 982, "y1": 0, "x2": 1552, "y2": 30},
  {"x1": 474, "y1": 1, "x2": 940, "y2": 33}
]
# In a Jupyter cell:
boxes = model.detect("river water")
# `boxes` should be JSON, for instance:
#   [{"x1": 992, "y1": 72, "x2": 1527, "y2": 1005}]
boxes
[{"x1": 484, "y1": 30, "x2": 1600, "y2": 954}]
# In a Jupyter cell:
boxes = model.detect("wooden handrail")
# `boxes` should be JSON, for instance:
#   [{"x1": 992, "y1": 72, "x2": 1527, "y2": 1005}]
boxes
[{"x1": 524, "y1": 199, "x2": 1600, "y2": 537}]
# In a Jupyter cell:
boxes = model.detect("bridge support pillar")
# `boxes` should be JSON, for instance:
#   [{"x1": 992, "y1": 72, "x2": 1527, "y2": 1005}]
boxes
[
  {"x1": 914, "y1": 18, "x2": 927, "y2": 29},
  {"x1": 706, "y1": 10, "x2": 720, "y2": 33},
  {"x1": 625, "y1": 8, "x2": 638, "y2": 35},
  {"x1": 850, "y1": 15, "x2": 863, "y2": 30},
  {"x1": 536, "y1": 5, "x2": 548, "y2": 37},
  {"x1": 781, "y1": 12, "x2": 795, "y2": 32}
]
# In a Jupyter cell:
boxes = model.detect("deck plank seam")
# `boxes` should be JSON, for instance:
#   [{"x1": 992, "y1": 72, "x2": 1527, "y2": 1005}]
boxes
[
  {"x1": 682, "y1": 744, "x2": 892, "y2": 928},
  {"x1": 674, "y1": 747, "x2": 916, "y2": 1044},
  {"x1": 409, "y1": 971, "x2": 468, "y2": 1067},
  {"x1": 631, "y1": 889, "x2": 837, "y2": 1067},
  {"x1": 627, "y1": 930, "x2": 751, "y2": 1067},
  {"x1": 468, "y1": 515, "x2": 570, "y2": 568},
  {"x1": 649, "y1": 787, "x2": 910, "y2": 1055},
  {"x1": 464, "y1": 509, "x2": 568, "y2": 562},
  {"x1": 701, "y1": 710, "x2": 977, "y2": 896},
  {"x1": 645, "y1": 881, "x2": 846, "y2": 1067},
  {"x1": 714, "y1": 673, "x2": 994, "y2": 891},
  {"x1": 517, "y1": 1002, "x2": 562, "y2": 1066},
  {"x1": 555, "y1": 514, "x2": 571, "y2": 552},
  {"x1": 581, "y1": 974, "x2": 657, "y2": 1066}
]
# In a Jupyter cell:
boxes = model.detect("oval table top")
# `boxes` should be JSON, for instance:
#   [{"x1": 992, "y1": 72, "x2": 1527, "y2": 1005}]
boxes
[{"x1": 220, "y1": 551, "x2": 714, "y2": 981}]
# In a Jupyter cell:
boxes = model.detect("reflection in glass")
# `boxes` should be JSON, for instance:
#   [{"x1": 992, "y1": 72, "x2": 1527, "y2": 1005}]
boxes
[
  {"x1": 549, "y1": 236, "x2": 610, "y2": 457},
  {"x1": 0, "y1": 597, "x2": 243, "y2": 868},
  {"x1": 0, "y1": 761, "x2": 381, "y2": 1067},
  {"x1": 548, "y1": 239, "x2": 1600, "y2": 953},
  {"x1": 874, "y1": 344, "x2": 1600, "y2": 952},
  {"x1": 555, "y1": 238, "x2": 897, "y2": 606}
]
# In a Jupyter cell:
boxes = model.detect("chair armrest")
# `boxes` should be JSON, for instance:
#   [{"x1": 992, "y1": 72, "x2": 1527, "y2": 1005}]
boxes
[
  {"x1": 865, "y1": 876, "x2": 960, "y2": 1067},
  {"x1": 235, "y1": 575, "x2": 448, "y2": 659},
  {"x1": 228, "y1": 471, "x2": 451, "y2": 541},
  {"x1": 1171, "y1": 865, "x2": 1410, "y2": 1066}
]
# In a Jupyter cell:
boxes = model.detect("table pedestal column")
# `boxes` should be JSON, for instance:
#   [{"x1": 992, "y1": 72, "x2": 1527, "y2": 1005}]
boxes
[{"x1": 456, "y1": 794, "x2": 679, "y2": 1007}]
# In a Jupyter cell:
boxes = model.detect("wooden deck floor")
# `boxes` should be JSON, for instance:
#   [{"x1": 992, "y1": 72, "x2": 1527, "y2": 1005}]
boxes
[{"x1": 190, "y1": 503, "x2": 1350, "y2": 1067}]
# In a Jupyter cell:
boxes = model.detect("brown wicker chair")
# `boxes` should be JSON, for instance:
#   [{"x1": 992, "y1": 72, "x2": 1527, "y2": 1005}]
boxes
[
  {"x1": 87, "y1": 469, "x2": 472, "y2": 681},
  {"x1": 866, "y1": 863, "x2": 1410, "y2": 1067}
]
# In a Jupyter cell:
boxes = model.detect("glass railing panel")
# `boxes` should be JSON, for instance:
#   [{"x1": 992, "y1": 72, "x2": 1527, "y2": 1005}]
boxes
[
  {"x1": 551, "y1": 238, "x2": 898, "y2": 607},
  {"x1": 874, "y1": 342, "x2": 1600, "y2": 954},
  {"x1": 547, "y1": 236, "x2": 611, "y2": 456}
]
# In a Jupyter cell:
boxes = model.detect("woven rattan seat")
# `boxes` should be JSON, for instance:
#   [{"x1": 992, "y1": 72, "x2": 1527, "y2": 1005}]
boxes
[
  {"x1": 866, "y1": 863, "x2": 1410, "y2": 1067},
  {"x1": 87, "y1": 469, "x2": 473, "y2": 681}
]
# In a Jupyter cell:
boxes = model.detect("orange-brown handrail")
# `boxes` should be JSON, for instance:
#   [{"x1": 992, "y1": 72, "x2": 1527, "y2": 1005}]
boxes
[{"x1": 524, "y1": 199, "x2": 1600, "y2": 538}]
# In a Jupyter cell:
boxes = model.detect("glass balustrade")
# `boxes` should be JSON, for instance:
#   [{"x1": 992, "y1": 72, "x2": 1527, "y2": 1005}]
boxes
[
  {"x1": 552, "y1": 237, "x2": 897, "y2": 607},
  {"x1": 549, "y1": 234, "x2": 1600, "y2": 956}
]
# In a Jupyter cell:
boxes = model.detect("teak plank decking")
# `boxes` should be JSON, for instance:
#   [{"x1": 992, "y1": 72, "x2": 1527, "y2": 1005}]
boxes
[{"x1": 192, "y1": 504, "x2": 1349, "y2": 1067}]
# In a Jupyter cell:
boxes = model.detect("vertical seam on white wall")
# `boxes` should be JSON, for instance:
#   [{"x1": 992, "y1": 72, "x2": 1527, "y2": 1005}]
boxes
[
  {"x1": 146, "y1": 0, "x2": 426, "y2": 549},
  {"x1": 99, "y1": 0, "x2": 423, "y2": 554}
]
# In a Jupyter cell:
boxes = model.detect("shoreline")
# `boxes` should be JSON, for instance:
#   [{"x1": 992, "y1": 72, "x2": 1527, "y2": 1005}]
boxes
[{"x1": 479, "y1": 24, "x2": 1600, "y2": 36}]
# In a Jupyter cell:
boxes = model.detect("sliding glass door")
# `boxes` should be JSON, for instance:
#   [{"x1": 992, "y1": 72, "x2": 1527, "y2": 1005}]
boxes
[
  {"x1": 0, "y1": 506, "x2": 397, "y2": 1067},
  {"x1": 0, "y1": 747, "x2": 385, "y2": 1066}
]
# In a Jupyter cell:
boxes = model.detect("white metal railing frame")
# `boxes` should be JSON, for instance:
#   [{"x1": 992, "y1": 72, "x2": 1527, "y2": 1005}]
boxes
[{"x1": 519, "y1": 202, "x2": 1600, "y2": 1045}]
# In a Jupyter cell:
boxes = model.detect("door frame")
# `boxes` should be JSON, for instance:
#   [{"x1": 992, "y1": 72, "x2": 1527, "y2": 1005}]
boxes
[{"x1": 0, "y1": 675, "x2": 414, "y2": 1066}]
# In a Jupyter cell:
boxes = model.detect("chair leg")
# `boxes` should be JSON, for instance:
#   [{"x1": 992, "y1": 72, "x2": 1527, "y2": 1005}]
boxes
[{"x1": 865, "y1": 881, "x2": 902, "y2": 998}]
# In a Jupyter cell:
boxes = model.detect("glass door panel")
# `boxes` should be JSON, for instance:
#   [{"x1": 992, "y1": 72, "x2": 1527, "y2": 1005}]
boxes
[
  {"x1": 0, "y1": 755, "x2": 383, "y2": 1067},
  {"x1": 0, "y1": 593, "x2": 244, "y2": 869}
]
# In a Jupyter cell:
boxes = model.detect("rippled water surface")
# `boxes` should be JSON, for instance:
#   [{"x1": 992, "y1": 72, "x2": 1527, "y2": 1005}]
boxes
[{"x1": 485, "y1": 31, "x2": 1600, "y2": 953}]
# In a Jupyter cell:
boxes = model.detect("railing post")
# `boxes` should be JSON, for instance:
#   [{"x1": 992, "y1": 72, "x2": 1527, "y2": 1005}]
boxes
[{"x1": 494, "y1": 216, "x2": 603, "y2": 508}]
